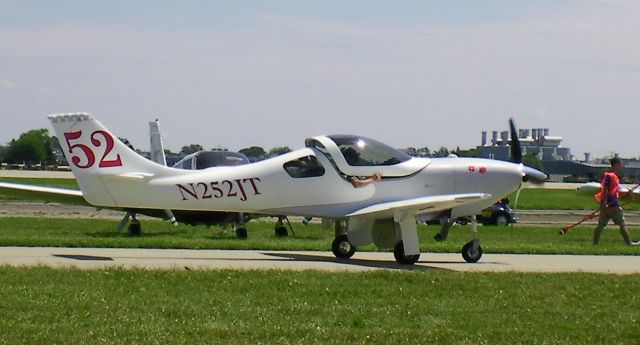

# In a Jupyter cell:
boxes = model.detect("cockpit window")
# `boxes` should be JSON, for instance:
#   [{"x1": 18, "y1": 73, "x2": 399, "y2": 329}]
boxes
[
  {"x1": 328, "y1": 135, "x2": 411, "y2": 166},
  {"x1": 195, "y1": 152, "x2": 250, "y2": 170},
  {"x1": 283, "y1": 156, "x2": 325, "y2": 178}
]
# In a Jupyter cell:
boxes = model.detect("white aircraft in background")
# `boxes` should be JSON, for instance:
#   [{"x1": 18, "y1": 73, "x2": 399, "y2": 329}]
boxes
[{"x1": 2, "y1": 113, "x2": 546, "y2": 264}]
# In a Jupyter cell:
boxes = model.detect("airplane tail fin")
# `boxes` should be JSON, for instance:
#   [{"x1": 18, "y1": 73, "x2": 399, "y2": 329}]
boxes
[
  {"x1": 149, "y1": 119, "x2": 167, "y2": 166},
  {"x1": 48, "y1": 113, "x2": 172, "y2": 207}
]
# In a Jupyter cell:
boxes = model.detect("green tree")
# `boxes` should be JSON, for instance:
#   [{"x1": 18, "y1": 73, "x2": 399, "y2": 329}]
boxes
[
  {"x1": 180, "y1": 144, "x2": 204, "y2": 156},
  {"x1": 523, "y1": 153, "x2": 545, "y2": 172},
  {"x1": 0, "y1": 145, "x2": 7, "y2": 162},
  {"x1": 455, "y1": 147, "x2": 481, "y2": 158},
  {"x1": 268, "y1": 146, "x2": 291, "y2": 157},
  {"x1": 433, "y1": 146, "x2": 450, "y2": 158},
  {"x1": 5, "y1": 128, "x2": 54, "y2": 164},
  {"x1": 239, "y1": 146, "x2": 267, "y2": 161}
]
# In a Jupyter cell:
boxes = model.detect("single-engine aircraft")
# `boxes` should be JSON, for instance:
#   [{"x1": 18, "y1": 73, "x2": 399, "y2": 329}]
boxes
[{"x1": 4, "y1": 113, "x2": 547, "y2": 264}]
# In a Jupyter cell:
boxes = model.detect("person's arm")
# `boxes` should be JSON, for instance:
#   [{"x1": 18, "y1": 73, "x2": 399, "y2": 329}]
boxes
[{"x1": 351, "y1": 173, "x2": 382, "y2": 188}]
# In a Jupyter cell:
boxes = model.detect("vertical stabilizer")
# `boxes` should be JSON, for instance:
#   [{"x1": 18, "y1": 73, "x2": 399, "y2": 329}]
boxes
[
  {"x1": 48, "y1": 113, "x2": 171, "y2": 207},
  {"x1": 149, "y1": 119, "x2": 167, "y2": 166}
]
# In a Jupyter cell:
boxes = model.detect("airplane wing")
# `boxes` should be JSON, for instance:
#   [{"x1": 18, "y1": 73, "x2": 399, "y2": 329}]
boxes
[
  {"x1": 577, "y1": 182, "x2": 640, "y2": 194},
  {"x1": 0, "y1": 181, "x2": 89, "y2": 206},
  {"x1": 346, "y1": 193, "x2": 491, "y2": 218}
]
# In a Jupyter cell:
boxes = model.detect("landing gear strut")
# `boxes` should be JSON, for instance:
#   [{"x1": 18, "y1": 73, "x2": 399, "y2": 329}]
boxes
[{"x1": 462, "y1": 215, "x2": 483, "y2": 263}]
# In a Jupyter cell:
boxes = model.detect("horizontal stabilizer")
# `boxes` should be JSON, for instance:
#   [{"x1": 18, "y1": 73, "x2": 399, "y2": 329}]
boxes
[{"x1": 0, "y1": 181, "x2": 88, "y2": 206}]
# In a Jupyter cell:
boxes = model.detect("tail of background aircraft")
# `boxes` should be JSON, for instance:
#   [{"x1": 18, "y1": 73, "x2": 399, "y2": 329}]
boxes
[
  {"x1": 148, "y1": 119, "x2": 167, "y2": 166},
  {"x1": 48, "y1": 113, "x2": 173, "y2": 207}
]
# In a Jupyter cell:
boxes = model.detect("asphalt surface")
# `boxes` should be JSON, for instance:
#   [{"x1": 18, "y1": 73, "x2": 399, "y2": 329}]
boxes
[{"x1": 2, "y1": 247, "x2": 639, "y2": 274}]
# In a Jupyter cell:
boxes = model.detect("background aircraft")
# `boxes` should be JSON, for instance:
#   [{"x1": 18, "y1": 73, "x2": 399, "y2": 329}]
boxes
[{"x1": 30, "y1": 113, "x2": 545, "y2": 264}]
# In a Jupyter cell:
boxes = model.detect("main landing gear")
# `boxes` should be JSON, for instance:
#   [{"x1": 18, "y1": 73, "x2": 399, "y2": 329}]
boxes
[
  {"x1": 117, "y1": 212, "x2": 142, "y2": 236},
  {"x1": 393, "y1": 241, "x2": 420, "y2": 265},
  {"x1": 332, "y1": 235, "x2": 356, "y2": 259},
  {"x1": 274, "y1": 217, "x2": 293, "y2": 237}
]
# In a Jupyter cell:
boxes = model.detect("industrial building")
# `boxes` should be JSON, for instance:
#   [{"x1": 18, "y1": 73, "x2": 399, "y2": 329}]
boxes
[{"x1": 477, "y1": 128, "x2": 572, "y2": 162}]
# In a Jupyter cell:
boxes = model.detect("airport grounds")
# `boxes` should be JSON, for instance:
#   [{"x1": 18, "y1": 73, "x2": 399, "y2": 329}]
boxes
[{"x1": 1, "y1": 172, "x2": 639, "y2": 344}]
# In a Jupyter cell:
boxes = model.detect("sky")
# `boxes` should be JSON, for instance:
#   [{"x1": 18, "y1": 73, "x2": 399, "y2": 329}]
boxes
[{"x1": 1, "y1": 0, "x2": 639, "y2": 159}]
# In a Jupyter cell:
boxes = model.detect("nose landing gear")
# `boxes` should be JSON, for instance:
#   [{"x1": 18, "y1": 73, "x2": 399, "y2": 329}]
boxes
[{"x1": 462, "y1": 216, "x2": 483, "y2": 263}]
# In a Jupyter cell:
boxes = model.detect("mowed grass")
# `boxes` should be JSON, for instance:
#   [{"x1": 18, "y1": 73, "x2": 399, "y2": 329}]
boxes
[
  {"x1": 0, "y1": 267, "x2": 638, "y2": 345},
  {"x1": 1, "y1": 217, "x2": 639, "y2": 256}
]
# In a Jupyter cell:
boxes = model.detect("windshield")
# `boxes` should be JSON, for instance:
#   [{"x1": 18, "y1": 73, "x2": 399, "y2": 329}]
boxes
[{"x1": 328, "y1": 135, "x2": 411, "y2": 166}]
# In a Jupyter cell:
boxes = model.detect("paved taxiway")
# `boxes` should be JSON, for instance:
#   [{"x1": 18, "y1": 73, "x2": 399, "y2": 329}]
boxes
[{"x1": 1, "y1": 247, "x2": 639, "y2": 274}]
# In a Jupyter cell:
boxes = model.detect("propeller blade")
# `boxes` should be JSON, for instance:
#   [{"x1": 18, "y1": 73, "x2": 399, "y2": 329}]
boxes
[
  {"x1": 522, "y1": 166, "x2": 548, "y2": 184},
  {"x1": 509, "y1": 118, "x2": 522, "y2": 164}
]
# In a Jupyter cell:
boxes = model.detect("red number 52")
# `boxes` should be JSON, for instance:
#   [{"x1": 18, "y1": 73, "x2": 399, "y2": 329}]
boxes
[{"x1": 64, "y1": 130, "x2": 122, "y2": 169}]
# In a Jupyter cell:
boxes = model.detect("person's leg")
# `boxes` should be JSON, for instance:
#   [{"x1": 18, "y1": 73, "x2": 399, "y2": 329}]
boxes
[
  {"x1": 611, "y1": 207, "x2": 632, "y2": 244},
  {"x1": 593, "y1": 210, "x2": 610, "y2": 245}
]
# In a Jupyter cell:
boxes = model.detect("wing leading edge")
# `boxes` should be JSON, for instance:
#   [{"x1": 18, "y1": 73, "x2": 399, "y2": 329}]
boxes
[{"x1": 346, "y1": 193, "x2": 492, "y2": 218}]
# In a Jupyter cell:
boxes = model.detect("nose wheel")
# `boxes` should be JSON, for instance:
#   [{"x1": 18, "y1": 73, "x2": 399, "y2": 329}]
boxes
[
  {"x1": 462, "y1": 216, "x2": 483, "y2": 263},
  {"x1": 462, "y1": 239, "x2": 483, "y2": 263}
]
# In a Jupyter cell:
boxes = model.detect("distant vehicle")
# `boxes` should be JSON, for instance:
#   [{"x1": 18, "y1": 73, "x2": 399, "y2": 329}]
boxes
[{"x1": 471, "y1": 199, "x2": 517, "y2": 226}]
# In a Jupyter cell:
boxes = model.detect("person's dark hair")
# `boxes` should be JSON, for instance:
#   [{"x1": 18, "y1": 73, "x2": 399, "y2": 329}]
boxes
[{"x1": 610, "y1": 157, "x2": 622, "y2": 167}]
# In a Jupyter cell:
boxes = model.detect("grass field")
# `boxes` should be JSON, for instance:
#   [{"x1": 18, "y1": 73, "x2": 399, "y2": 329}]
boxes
[
  {"x1": 1, "y1": 217, "x2": 639, "y2": 256},
  {"x1": 0, "y1": 267, "x2": 638, "y2": 344}
]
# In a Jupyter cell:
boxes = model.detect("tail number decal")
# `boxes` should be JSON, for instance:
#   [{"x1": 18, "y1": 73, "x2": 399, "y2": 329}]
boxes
[
  {"x1": 63, "y1": 130, "x2": 123, "y2": 169},
  {"x1": 176, "y1": 178, "x2": 262, "y2": 202}
]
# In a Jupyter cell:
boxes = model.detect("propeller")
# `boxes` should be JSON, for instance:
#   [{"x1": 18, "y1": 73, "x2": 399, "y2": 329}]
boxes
[
  {"x1": 509, "y1": 118, "x2": 522, "y2": 164},
  {"x1": 508, "y1": 118, "x2": 547, "y2": 185},
  {"x1": 508, "y1": 118, "x2": 547, "y2": 210}
]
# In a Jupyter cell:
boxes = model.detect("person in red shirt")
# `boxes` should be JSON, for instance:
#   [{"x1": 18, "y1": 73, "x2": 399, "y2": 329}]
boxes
[{"x1": 593, "y1": 157, "x2": 639, "y2": 245}]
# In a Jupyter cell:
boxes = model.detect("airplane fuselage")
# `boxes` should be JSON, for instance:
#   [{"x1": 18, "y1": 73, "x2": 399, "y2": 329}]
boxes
[{"x1": 93, "y1": 147, "x2": 522, "y2": 220}]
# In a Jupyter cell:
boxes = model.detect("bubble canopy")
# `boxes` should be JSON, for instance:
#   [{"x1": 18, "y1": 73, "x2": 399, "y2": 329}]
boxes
[
  {"x1": 327, "y1": 135, "x2": 411, "y2": 166},
  {"x1": 305, "y1": 134, "x2": 429, "y2": 178}
]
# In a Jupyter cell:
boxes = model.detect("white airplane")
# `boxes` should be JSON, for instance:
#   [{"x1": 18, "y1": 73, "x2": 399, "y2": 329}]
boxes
[{"x1": 3, "y1": 113, "x2": 546, "y2": 264}]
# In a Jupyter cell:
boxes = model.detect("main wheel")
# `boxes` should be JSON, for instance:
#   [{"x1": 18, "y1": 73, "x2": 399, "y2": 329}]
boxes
[
  {"x1": 393, "y1": 241, "x2": 420, "y2": 265},
  {"x1": 462, "y1": 240, "x2": 483, "y2": 263},
  {"x1": 274, "y1": 226, "x2": 288, "y2": 237},
  {"x1": 235, "y1": 227, "x2": 248, "y2": 239},
  {"x1": 332, "y1": 235, "x2": 356, "y2": 259},
  {"x1": 495, "y1": 213, "x2": 509, "y2": 226},
  {"x1": 128, "y1": 222, "x2": 141, "y2": 236}
]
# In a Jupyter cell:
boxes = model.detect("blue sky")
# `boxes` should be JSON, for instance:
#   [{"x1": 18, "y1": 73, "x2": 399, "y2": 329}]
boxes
[{"x1": 1, "y1": 0, "x2": 638, "y2": 158}]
